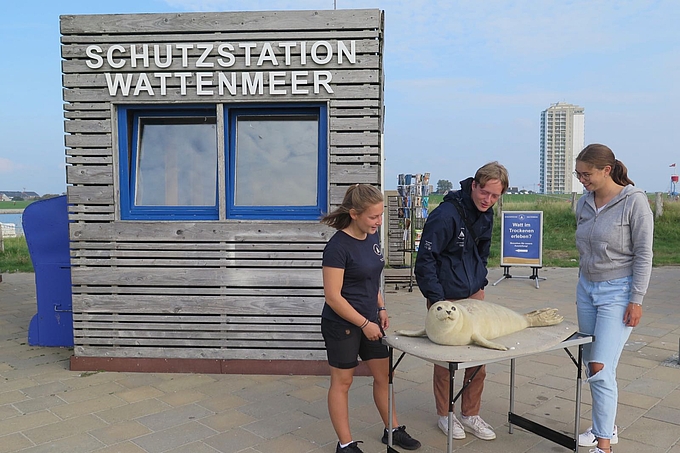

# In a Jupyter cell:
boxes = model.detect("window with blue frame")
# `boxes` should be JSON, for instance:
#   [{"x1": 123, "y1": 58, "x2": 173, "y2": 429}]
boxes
[
  {"x1": 118, "y1": 103, "x2": 327, "y2": 220},
  {"x1": 118, "y1": 106, "x2": 218, "y2": 220},
  {"x1": 227, "y1": 105, "x2": 327, "y2": 219}
]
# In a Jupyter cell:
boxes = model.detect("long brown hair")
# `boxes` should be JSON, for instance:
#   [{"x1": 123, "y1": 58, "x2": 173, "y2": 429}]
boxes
[
  {"x1": 576, "y1": 144, "x2": 634, "y2": 186},
  {"x1": 321, "y1": 184, "x2": 383, "y2": 230}
]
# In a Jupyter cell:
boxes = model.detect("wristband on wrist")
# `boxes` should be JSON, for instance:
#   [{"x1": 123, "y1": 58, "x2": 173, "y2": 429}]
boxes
[
  {"x1": 360, "y1": 318, "x2": 370, "y2": 329},
  {"x1": 377, "y1": 306, "x2": 386, "y2": 311}
]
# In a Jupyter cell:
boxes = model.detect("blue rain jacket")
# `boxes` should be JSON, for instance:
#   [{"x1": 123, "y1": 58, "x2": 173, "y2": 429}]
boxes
[{"x1": 415, "y1": 177, "x2": 493, "y2": 302}]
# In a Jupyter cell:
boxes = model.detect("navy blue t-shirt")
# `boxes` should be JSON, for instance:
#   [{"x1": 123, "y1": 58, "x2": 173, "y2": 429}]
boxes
[{"x1": 321, "y1": 231, "x2": 384, "y2": 326}]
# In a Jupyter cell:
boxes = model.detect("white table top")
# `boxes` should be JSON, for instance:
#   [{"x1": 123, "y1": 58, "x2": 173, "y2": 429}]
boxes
[{"x1": 383, "y1": 321, "x2": 591, "y2": 370}]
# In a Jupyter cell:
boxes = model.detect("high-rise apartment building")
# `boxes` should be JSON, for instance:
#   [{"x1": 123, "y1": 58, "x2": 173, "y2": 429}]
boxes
[{"x1": 539, "y1": 102, "x2": 585, "y2": 194}]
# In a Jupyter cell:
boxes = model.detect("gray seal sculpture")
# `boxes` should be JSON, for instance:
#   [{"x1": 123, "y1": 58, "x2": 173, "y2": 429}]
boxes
[{"x1": 397, "y1": 299, "x2": 563, "y2": 351}]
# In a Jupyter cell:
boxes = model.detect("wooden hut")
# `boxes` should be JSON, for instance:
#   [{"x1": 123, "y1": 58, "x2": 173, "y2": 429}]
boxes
[{"x1": 61, "y1": 9, "x2": 384, "y2": 374}]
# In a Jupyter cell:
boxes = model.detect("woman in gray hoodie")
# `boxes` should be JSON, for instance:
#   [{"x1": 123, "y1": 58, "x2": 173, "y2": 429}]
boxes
[{"x1": 574, "y1": 144, "x2": 654, "y2": 453}]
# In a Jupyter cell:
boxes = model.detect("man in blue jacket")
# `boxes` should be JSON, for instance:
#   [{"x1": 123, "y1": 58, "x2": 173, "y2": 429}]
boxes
[{"x1": 415, "y1": 161, "x2": 508, "y2": 441}]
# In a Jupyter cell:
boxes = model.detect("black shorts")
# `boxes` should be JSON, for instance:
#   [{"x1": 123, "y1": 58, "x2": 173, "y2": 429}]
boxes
[{"x1": 321, "y1": 317, "x2": 388, "y2": 369}]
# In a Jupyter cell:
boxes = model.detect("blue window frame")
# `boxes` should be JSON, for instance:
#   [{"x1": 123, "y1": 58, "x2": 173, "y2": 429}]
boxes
[
  {"x1": 226, "y1": 104, "x2": 328, "y2": 220},
  {"x1": 118, "y1": 105, "x2": 219, "y2": 220},
  {"x1": 118, "y1": 103, "x2": 327, "y2": 221}
]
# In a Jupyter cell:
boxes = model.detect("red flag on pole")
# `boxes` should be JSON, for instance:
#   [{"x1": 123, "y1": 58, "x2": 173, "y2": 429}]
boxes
[{"x1": 671, "y1": 163, "x2": 677, "y2": 167}]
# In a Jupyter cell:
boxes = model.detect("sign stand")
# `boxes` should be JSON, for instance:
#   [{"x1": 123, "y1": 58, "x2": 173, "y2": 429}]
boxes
[
  {"x1": 493, "y1": 211, "x2": 546, "y2": 289},
  {"x1": 493, "y1": 265, "x2": 546, "y2": 289}
]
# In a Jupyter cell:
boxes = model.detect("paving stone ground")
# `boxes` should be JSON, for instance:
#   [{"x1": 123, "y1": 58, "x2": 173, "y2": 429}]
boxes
[{"x1": 1, "y1": 267, "x2": 679, "y2": 453}]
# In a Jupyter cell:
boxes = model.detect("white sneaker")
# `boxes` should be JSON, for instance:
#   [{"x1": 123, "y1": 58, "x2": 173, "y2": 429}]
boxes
[
  {"x1": 579, "y1": 426, "x2": 619, "y2": 447},
  {"x1": 460, "y1": 415, "x2": 496, "y2": 440},
  {"x1": 438, "y1": 415, "x2": 465, "y2": 439}
]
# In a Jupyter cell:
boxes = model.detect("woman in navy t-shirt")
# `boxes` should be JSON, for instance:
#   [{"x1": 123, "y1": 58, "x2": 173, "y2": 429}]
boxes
[{"x1": 321, "y1": 184, "x2": 420, "y2": 453}]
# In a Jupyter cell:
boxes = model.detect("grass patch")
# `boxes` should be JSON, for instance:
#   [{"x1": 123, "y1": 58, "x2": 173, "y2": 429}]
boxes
[
  {"x1": 488, "y1": 196, "x2": 679, "y2": 268},
  {"x1": 489, "y1": 200, "x2": 579, "y2": 267},
  {"x1": 652, "y1": 201, "x2": 680, "y2": 265},
  {"x1": 0, "y1": 236, "x2": 33, "y2": 273},
  {"x1": 0, "y1": 200, "x2": 31, "y2": 209},
  {"x1": 426, "y1": 193, "x2": 679, "y2": 268}
]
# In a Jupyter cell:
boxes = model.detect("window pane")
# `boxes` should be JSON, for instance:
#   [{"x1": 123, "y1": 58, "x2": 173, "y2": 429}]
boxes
[
  {"x1": 235, "y1": 116, "x2": 318, "y2": 206},
  {"x1": 135, "y1": 119, "x2": 217, "y2": 206}
]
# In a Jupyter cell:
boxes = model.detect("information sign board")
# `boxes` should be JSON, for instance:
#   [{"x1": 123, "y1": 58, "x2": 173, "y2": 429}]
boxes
[{"x1": 500, "y1": 211, "x2": 543, "y2": 267}]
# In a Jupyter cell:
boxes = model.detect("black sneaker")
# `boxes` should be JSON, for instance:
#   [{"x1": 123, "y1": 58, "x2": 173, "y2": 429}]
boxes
[
  {"x1": 336, "y1": 441, "x2": 364, "y2": 452},
  {"x1": 382, "y1": 425, "x2": 422, "y2": 450}
]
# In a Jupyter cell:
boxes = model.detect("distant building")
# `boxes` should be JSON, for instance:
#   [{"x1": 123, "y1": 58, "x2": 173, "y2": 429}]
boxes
[
  {"x1": 0, "y1": 191, "x2": 40, "y2": 200},
  {"x1": 539, "y1": 102, "x2": 585, "y2": 194}
]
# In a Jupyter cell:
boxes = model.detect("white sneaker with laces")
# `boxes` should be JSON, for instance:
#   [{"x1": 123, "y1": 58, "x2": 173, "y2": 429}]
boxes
[
  {"x1": 579, "y1": 426, "x2": 618, "y2": 447},
  {"x1": 589, "y1": 448, "x2": 613, "y2": 453},
  {"x1": 460, "y1": 415, "x2": 496, "y2": 440},
  {"x1": 437, "y1": 415, "x2": 465, "y2": 439}
]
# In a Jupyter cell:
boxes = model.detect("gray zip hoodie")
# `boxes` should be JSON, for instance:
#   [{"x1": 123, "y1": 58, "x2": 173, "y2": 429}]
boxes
[{"x1": 575, "y1": 185, "x2": 654, "y2": 304}]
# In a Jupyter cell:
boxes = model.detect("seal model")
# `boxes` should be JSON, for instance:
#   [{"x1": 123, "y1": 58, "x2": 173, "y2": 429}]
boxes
[{"x1": 397, "y1": 299, "x2": 563, "y2": 350}]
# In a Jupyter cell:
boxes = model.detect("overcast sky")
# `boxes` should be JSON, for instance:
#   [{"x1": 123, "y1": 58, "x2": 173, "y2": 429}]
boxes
[{"x1": 1, "y1": 0, "x2": 678, "y2": 195}]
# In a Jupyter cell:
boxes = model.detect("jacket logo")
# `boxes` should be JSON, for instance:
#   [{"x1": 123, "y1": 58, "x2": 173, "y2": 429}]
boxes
[{"x1": 456, "y1": 228, "x2": 465, "y2": 246}]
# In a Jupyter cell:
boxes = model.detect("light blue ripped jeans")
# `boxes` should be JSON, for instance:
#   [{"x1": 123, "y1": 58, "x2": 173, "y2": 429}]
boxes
[{"x1": 576, "y1": 274, "x2": 633, "y2": 442}]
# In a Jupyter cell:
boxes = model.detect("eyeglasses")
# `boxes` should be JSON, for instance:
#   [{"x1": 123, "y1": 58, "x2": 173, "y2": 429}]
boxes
[{"x1": 573, "y1": 171, "x2": 593, "y2": 180}]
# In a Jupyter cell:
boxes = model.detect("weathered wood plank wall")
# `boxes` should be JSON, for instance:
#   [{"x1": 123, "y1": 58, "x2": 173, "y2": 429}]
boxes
[{"x1": 60, "y1": 9, "x2": 384, "y2": 362}]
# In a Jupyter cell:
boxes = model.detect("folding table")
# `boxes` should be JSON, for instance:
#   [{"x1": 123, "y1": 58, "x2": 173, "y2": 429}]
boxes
[{"x1": 383, "y1": 322, "x2": 593, "y2": 453}]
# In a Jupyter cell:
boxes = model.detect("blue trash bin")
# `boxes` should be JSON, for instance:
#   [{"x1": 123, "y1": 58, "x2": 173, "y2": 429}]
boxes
[{"x1": 23, "y1": 195, "x2": 73, "y2": 347}]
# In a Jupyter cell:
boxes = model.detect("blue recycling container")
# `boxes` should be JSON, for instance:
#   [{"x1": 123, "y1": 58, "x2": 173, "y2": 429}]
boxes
[{"x1": 23, "y1": 195, "x2": 73, "y2": 347}]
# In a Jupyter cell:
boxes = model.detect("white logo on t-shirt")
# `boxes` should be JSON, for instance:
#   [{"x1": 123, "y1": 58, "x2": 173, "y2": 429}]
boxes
[{"x1": 373, "y1": 243, "x2": 384, "y2": 261}]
